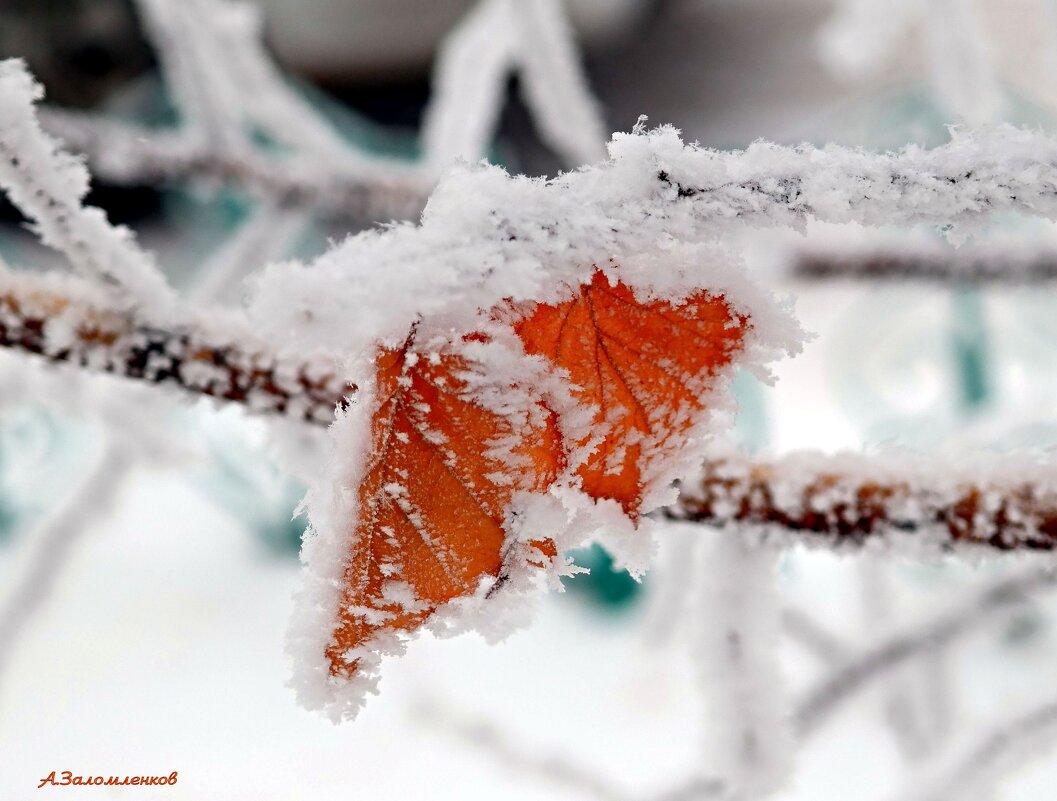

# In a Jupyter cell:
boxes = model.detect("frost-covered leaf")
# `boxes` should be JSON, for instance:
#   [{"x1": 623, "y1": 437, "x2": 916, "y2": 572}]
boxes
[
  {"x1": 511, "y1": 269, "x2": 748, "y2": 518},
  {"x1": 293, "y1": 257, "x2": 790, "y2": 719},
  {"x1": 306, "y1": 333, "x2": 564, "y2": 716}
]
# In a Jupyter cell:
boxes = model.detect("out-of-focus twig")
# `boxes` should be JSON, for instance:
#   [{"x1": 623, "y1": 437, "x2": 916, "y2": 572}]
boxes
[
  {"x1": 794, "y1": 566, "x2": 1057, "y2": 736},
  {"x1": 0, "y1": 438, "x2": 134, "y2": 682},
  {"x1": 858, "y1": 557, "x2": 944, "y2": 761},
  {"x1": 781, "y1": 607, "x2": 848, "y2": 664},
  {"x1": 794, "y1": 248, "x2": 1057, "y2": 283},
  {"x1": 891, "y1": 696, "x2": 1057, "y2": 801},
  {"x1": 39, "y1": 109, "x2": 430, "y2": 224},
  {"x1": 414, "y1": 696, "x2": 726, "y2": 801},
  {"x1": 696, "y1": 535, "x2": 791, "y2": 797},
  {"x1": 413, "y1": 697, "x2": 637, "y2": 801}
]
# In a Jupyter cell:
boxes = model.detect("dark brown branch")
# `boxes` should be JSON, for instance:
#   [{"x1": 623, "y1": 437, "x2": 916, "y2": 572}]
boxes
[
  {"x1": 667, "y1": 456, "x2": 1057, "y2": 552},
  {"x1": 7, "y1": 274, "x2": 1057, "y2": 553},
  {"x1": 0, "y1": 271, "x2": 353, "y2": 423}
]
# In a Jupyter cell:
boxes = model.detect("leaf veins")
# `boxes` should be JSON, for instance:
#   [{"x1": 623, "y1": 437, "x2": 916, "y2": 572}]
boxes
[
  {"x1": 325, "y1": 337, "x2": 563, "y2": 679},
  {"x1": 512, "y1": 269, "x2": 748, "y2": 517}
]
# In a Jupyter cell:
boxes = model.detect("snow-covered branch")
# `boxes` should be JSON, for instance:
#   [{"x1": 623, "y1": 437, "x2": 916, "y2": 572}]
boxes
[
  {"x1": 38, "y1": 108, "x2": 430, "y2": 224},
  {"x1": 0, "y1": 269, "x2": 348, "y2": 424},
  {"x1": 671, "y1": 453, "x2": 1057, "y2": 553},
  {"x1": 31, "y1": 0, "x2": 432, "y2": 226},
  {"x1": 415, "y1": 696, "x2": 728, "y2": 801},
  {"x1": 781, "y1": 607, "x2": 848, "y2": 664},
  {"x1": 8, "y1": 267, "x2": 1057, "y2": 557},
  {"x1": 42, "y1": 0, "x2": 604, "y2": 224},
  {"x1": 9, "y1": 279, "x2": 1057, "y2": 556},
  {"x1": 0, "y1": 61, "x2": 177, "y2": 316},
  {"x1": 414, "y1": 698, "x2": 637, "y2": 801},
  {"x1": 421, "y1": 0, "x2": 605, "y2": 169},
  {"x1": 696, "y1": 536, "x2": 791, "y2": 798},
  {"x1": 641, "y1": 127, "x2": 1057, "y2": 236}
]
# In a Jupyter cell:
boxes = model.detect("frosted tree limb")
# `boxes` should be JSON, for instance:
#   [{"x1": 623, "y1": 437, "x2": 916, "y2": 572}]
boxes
[
  {"x1": 422, "y1": 0, "x2": 605, "y2": 169},
  {"x1": 891, "y1": 696, "x2": 1057, "y2": 801},
  {"x1": 858, "y1": 556, "x2": 942, "y2": 760},
  {"x1": 638, "y1": 127, "x2": 1057, "y2": 235},
  {"x1": 134, "y1": 0, "x2": 246, "y2": 152},
  {"x1": 171, "y1": 0, "x2": 366, "y2": 168},
  {"x1": 794, "y1": 566, "x2": 1057, "y2": 736},
  {"x1": 0, "y1": 438, "x2": 135, "y2": 683},
  {"x1": 920, "y1": 0, "x2": 1001, "y2": 125},
  {"x1": 0, "y1": 269, "x2": 349, "y2": 424},
  {"x1": 0, "y1": 60, "x2": 178, "y2": 316},
  {"x1": 188, "y1": 201, "x2": 303, "y2": 304},
  {"x1": 9, "y1": 279, "x2": 1057, "y2": 555},
  {"x1": 134, "y1": 0, "x2": 394, "y2": 175},
  {"x1": 253, "y1": 124, "x2": 1057, "y2": 357},
  {"x1": 36, "y1": 0, "x2": 431, "y2": 225},
  {"x1": 512, "y1": 0, "x2": 608, "y2": 166},
  {"x1": 421, "y1": 0, "x2": 521, "y2": 169},
  {"x1": 48, "y1": 0, "x2": 605, "y2": 216},
  {"x1": 669, "y1": 454, "x2": 1057, "y2": 552},
  {"x1": 38, "y1": 108, "x2": 430, "y2": 223},
  {"x1": 8, "y1": 272, "x2": 1057, "y2": 555},
  {"x1": 817, "y1": 0, "x2": 1000, "y2": 124},
  {"x1": 696, "y1": 536, "x2": 791, "y2": 798},
  {"x1": 640, "y1": 531, "x2": 698, "y2": 649},
  {"x1": 0, "y1": 200, "x2": 305, "y2": 697}
]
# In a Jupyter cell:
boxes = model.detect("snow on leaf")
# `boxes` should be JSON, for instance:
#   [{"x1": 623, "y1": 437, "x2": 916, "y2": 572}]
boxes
[
  {"x1": 510, "y1": 269, "x2": 748, "y2": 519},
  {"x1": 294, "y1": 249, "x2": 797, "y2": 719},
  {"x1": 323, "y1": 334, "x2": 564, "y2": 695}
]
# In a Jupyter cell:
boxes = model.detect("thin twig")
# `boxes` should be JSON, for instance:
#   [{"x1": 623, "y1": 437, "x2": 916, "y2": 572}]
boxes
[
  {"x1": 0, "y1": 63, "x2": 178, "y2": 314},
  {"x1": 859, "y1": 556, "x2": 942, "y2": 760},
  {"x1": 413, "y1": 698, "x2": 636, "y2": 801},
  {"x1": 696, "y1": 535, "x2": 791, "y2": 797},
  {"x1": 794, "y1": 566, "x2": 1057, "y2": 736},
  {"x1": 414, "y1": 696, "x2": 725, "y2": 801},
  {"x1": 795, "y1": 248, "x2": 1057, "y2": 283},
  {"x1": 891, "y1": 696, "x2": 1057, "y2": 801},
  {"x1": 781, "y1": 607, "x2": 848, "y2": 664},
  {"x1": 0, "y1": 439, "x2": 134, "y2": 682}
]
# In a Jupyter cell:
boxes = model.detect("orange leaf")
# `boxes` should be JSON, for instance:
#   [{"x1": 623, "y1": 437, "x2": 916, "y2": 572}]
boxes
[
  {"x1": 325, "y1": 337, "x2": 563, "y2": 682},
  {"x1": 512, "y1": 269, "x2": 748, "y2": 518}
]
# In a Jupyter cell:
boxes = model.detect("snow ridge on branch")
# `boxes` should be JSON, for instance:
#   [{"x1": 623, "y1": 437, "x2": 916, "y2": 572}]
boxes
[{"x1": 249, "y1": 123, "x2": 1057, "y2": 356}]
